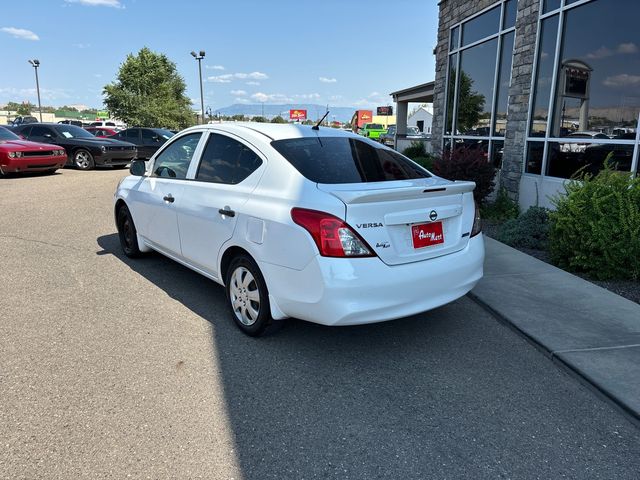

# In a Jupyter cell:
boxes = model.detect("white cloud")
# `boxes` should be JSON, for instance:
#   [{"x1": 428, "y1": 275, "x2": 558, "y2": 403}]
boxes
[
  {"x1": 617, "y1": 42, "x2": 638, "y2": 54},
  {"x1": 1, "y1": 27, "x2": 39, "y2": 41},
  {"x1": 319, "y1": 77, "x2": 337, "y2": 83},
  {"x1": 235, "y1": 98, "x2": 251, "y2": 104},
  {"x1": 246, "y1": 81, "x2": 260, "y2": 86},
  {"x1": 73, "y1": 43, "x2": 91, "y2": 48},
  {"x1": 64, "y1": 0, "x2": 123, "y2": 8},
  {"x1": 231, "y1": 89, "x2": 247, "y2": 96},
  {"x1": 603, "y1": 74, "x2": 640, "y2": 88},
  {"x1": 328, "y1": 95, "x2": 343, "y2": 101},
  {"x1": 250, "y1": 92, "x2": 292, "y2": 103},
  {"x1": 93, "y1": 73, "x2": 102, "y2": 78},
  {"x1": 0, "y1": 87, "x2": 70, "y2": 101},
  {"x1": 208, "y1": 72, "x2": 268, "y2": 83},
  {"x1": 206, "y1": 65, "x2": 225, "y2": 70},
  {"x1": 294, "y1": 93, "x2": 321, "y2": 100},
  {"x1": 586, "y1": 46, "x2": 613, "y2": 60}
]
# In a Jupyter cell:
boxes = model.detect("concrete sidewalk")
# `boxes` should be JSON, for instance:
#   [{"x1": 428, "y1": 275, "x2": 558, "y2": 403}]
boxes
[{"x1": 470, "y1": 236, "x2": 640, "y2": 422}]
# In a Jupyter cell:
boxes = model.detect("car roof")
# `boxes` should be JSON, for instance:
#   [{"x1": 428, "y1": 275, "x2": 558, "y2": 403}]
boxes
[{"x1": 185, "y1": 122, "x2": 357, "y2": 141}]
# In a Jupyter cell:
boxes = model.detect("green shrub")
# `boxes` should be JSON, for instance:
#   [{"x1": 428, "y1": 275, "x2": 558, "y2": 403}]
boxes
[
  {"x1": 411, "y1": 155, "x2": 434, "y2": 171},
  {"x1": 481, "y1": 188, "x2": 520, "y2": 222},
  {"x1": 402, "y1": 141, "x2": 427, "y2": 159},
  {"x1": 549, "y1": 165, "x2": 640, "y2": 280},
  {"x1": 432, "y1": 146, "x2": 497, "y2": 204},
  {"x1": 497, "y1": 206, "x2": 550, "y2": 250}
]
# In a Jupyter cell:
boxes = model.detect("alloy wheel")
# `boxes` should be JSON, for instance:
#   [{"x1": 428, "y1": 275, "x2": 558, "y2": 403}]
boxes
[{"x1": 229, "y1": 266, "x2": 260, "y2": 326}]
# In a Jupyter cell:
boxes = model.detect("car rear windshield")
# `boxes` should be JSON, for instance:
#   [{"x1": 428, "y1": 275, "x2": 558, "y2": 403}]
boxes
[
  {"x1": 271, "y1": 137, "x2": 430, "y2": 184},
  {"x1": 367, "y1": 124, "x2": 383, "y2": 129}
]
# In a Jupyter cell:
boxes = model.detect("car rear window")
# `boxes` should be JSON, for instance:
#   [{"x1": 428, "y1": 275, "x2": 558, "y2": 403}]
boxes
[{"x1": 271, "y1": 137, "x2": 430, "y2": 184}]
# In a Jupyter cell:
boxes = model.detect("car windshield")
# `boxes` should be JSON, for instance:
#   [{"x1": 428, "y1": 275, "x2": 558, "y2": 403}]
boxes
[
  {"x1": 55, "y1": 125, "x2": 95, "y2": 139},
  {"x1": 368, "y1": 124, "x2": 383, "y2": 130},
  {"x1": 0, "y1": 127, "x2": 20, "y2": 141},
  {"x1": 407, "y1": 126, "x2": 420, "y2": 135},
  {"x1": 154, "y1": 129, "x2": 175, "y2": 140},
  {"x1": 271, "y1": 137, "x2": 430, "y2": 184}
]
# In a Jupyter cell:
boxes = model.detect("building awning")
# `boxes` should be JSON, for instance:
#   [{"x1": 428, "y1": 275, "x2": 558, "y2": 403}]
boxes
[{"x1": 390, "y1": 81, "x2": 435, "y2": 103}]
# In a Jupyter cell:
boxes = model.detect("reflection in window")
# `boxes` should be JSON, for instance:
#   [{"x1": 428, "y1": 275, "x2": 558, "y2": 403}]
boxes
[
  {"x1": 547, "y1": 140, "x2": 635, "y2": 178},
  {"x1": 461, "y1": 6, "x2": 500, "y2": 47},
  {"x1": 551, "y1": 0, "x2": 640, "y2": 138},
  {"x1": 197, "y1": 134, "x2": 262, "y2": 184},
  {"x1": 543, "y1": 0, "x2": 561, "y2": 14},
  {"x1": 457, "y1": 38, "x2": 497, "y2": 134},
  {"x1": 503, "y1": 0, "x2": 517, "y2": 29},
  {"x1": 525, "y1": 142, "x2": 544, "y2": 174},
  {"x1": 492, "y1": 140, "x2": 505, "y2": 168},
  {"x1": 450, "y1": 26, "x2": 460, "y2": 50},
  {"x1": 529, "y1": 15, "x2": 559, "y2": 136},
  {"x1": 153, "y1": 133, "x2": 202, "y2": 179},
  {"x1": 494, "y1": 31, "x2": 515, "y2": 136},
  {"x1": 445, "y1": 53, "x2": 458, "y2": 135}
]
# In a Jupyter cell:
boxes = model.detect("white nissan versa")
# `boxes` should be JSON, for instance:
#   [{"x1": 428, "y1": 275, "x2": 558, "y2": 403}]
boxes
[{"x1": 114, "y1": 123, "x2": 484, "y2": 335}]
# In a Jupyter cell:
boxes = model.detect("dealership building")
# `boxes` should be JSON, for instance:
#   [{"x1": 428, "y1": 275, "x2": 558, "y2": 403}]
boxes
[{"x1": 431, "y1": 0, "x2": 639, "y2": 209}]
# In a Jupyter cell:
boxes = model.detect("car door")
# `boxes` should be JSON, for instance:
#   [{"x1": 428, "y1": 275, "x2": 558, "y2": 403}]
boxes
[
  {"x1": 176, "y1": 132, "x2": 265, "y2": 278},
  {"x1": 141, "y1": 129, "x2": 162, "y2": 159},
  {"x1": 126, "y1": 132, "x2": 204, "y2": 257},
  {"x1": 28, "y1": 125, "x2": 58, "y2": 144}
]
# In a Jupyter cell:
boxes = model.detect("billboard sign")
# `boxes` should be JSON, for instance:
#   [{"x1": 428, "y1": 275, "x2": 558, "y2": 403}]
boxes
[
  {"x1": 97, "y1": 110, "x2": 109, "y2": 119},
  {"x1": 357, "y1": 110, "x2": 373, "y2": 127},
  {"x1": 289, "y1": 109, "x2": 307, "y2": 120},
  {"x1": 377, "y1": 106, "x2": 393, "y2": 116}
]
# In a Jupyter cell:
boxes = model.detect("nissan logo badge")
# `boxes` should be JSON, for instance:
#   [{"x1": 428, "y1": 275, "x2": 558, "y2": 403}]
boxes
[{"x1": 429, "y1": 210, "x2": 438, "y2": 221}]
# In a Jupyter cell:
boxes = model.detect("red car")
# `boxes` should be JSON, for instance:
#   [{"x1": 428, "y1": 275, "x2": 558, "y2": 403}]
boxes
[
  {"x1": 85, "y1": 127, "x2": 118, "y2": 138},
  {"x1": 0, "y1": 126, "x2": 67, "y2": 175}
]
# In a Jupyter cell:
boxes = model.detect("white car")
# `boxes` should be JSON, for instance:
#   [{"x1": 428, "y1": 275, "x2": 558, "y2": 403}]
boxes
[{"x1": 114, "y1": 123, "x2": 484, "y2": 335}]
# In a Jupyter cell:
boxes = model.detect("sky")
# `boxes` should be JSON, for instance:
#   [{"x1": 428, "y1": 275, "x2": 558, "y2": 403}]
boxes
[{"x1": 0, "y1": 0, "x2": 438, "y2": 111}]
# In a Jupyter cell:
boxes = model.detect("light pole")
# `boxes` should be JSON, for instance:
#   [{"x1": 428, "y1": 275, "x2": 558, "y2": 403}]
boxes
[
  {"x1": 190, "y1": 50, "x2": 205, "y2": 124},
  {"x1": 28, "y1": 59, "x2": 42, "y2": 122}
]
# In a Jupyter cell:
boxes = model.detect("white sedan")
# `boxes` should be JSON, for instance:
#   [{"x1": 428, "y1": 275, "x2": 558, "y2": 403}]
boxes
[{"x1": 114, "y1": 123, "x2": 484, "y2": 336}]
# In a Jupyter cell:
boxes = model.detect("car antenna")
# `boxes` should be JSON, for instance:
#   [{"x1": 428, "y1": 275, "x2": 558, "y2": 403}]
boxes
[{"x1": 312, "y1": 111, "x2": 329, "y2": 130}]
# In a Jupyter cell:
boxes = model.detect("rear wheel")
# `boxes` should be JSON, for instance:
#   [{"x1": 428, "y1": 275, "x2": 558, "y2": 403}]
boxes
[
  {"x1": 74, "y1": 149, "x2": 95, "y2": 170},
  {"x1": 116, "y1": 204, "x2": 143, "y2": 258},
  {"x1": 225, "y1": 255, "x2": 279, "y2": 336}
]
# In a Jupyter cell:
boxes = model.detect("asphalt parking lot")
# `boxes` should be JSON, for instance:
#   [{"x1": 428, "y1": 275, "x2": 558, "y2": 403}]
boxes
[{"x1": 1, "y1": 169, "x2": 640, "y2": 479}]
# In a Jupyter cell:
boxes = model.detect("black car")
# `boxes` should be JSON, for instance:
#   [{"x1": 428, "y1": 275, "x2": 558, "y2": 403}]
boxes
[
  {"x1": 111, "y1": 127, "x2": 174, "y2": 160},
  {"x1": 10, "y1": 116, "x2": 38, "y2": 126},
  {"x1": 13, "y1": 123, "x2": 137, "y2": 170}
]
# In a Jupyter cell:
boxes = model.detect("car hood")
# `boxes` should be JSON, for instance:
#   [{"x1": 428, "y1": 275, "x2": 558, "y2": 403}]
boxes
[{"x1": 0, "y1": 139, "x2": 62, "y2": 151}]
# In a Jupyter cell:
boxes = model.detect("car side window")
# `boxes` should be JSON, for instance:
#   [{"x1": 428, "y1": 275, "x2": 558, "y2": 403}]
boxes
[
  {"x1": 19, "y1": 126, "x2": 33, "y2": 137},
  {"x1": 152, "y1": 133, "x2": 202, "y2": 179},
  {"x1": 30, "y1": 126, "x2": 54, "y2": 137},
  {"x1": 126, "y1": 129, "x2": 139, "y2": 141},
  {"x1": 141, "y1": 129, "x2": 158, "y2": 143},
  {"x1": 196, "y1": 133, "x2": 263, "y2": 185}
]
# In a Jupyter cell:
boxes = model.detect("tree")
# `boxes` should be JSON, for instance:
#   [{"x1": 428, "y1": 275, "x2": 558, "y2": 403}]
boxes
[
  {"x1": 252, "y1": 116, "x2": 268, "y2": 123},
  {"x1": 103, "y1": 47, "x2": 194, "y2": 129},
  {"x1": 17, "y1": 102, "x2": 35, "y2": 116},
  {"x1": 446, "y1": 69, "x2": 485, "y2": 134},
  {"x1": 270, "y1": 115, "x2": 287, "y2": 124}
]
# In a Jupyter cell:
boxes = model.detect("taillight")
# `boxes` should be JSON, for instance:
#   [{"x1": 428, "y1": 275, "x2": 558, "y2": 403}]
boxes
[
  {"x1": 291, "y1": 208, "x2": 376, "y2": 258},
  {"x1": 471, "y1": 201, "x2": 482, "y2": 237}
]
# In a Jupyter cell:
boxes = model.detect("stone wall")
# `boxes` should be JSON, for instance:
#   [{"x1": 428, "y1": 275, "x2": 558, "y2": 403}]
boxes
[{"x1": 432, "y1": 0, "x2": 541, "y2": 201}]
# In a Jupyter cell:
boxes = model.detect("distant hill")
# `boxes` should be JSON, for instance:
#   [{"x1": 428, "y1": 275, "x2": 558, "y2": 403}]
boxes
[{"x1": 214, "y1": 104, "x2": 371, "y2": 123}]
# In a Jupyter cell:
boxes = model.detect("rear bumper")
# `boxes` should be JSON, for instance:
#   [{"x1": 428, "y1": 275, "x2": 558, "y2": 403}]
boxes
[
  {"x1": 260, "y1": 234, "x2": 485, "y2": 326},
  {"x1": 1, "y1": 155, "x2": 67, "y2": 173}
]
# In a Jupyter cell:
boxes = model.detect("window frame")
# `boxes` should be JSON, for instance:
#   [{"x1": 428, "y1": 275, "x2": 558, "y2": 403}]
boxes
[
  {"x1": 443, "y1": 0, "x2": 517, "y2": 165},
  {"x1": 525, "y1": 0, "x2": 640, "y2": 179}
]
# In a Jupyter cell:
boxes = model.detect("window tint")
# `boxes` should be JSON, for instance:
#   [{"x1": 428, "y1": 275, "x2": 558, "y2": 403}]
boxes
[
  {"x1": 196, "y1": 133, "x2": 263, "y2": 184},
  {"x1": 271, "y1": 137, "x2": 430, "y2": 184},
  {"x1": 126, "y1": 129, "x2": 139, "y2": 140},
  {"x1": 142, "y1": 129, "x2": 156, "y2": 140},
  {"x1": 461, "y1": 5, "x2": 500, "y2": 47},
  {"x1": 30, "y1": 126, "x2": 54, "y2": 137},
  {"x1": 152, "y1": 133, "x2": 202, "y2": 179}
]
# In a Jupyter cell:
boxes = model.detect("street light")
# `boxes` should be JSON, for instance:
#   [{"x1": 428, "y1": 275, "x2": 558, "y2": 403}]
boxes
[
  {"x1": 28, "y1": 59, "x2": 42, "y2": 122},
  {"x1": 190, "y1": 50, "x2": 205, "y2": 124}
]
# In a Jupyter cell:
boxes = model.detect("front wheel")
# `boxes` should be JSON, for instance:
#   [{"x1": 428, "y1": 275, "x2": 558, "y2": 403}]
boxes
[
  {"x1": 74, "y1": 149, "x2": 95, "y2": 170},
  {"x1": 225, "y1": 255, "x2": 278, "y2": 336}
]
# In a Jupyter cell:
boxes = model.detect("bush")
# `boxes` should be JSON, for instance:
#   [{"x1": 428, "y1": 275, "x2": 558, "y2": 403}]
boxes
[
  {"x1": 549, "y1": 165, "x2": 640, "y2": 280},
  {"x1": 411, "y1": 155, "x2": 434, "y2": 171},
  {"x1": 432, "y1": 146, "x2": 497, "y2": 203},
  {"x1": 497, "y1": 206, "x2": 550, "y2": 250},
  {"x1": 402, "y1": 141, "x2": 427, "y2": 159},
  {"x1": 481, "y1": 188, "x2": 520, "y2": 222}
]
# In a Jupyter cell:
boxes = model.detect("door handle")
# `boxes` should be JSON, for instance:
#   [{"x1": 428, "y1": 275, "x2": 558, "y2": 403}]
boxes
[
  {"x1": 218, "y1": 208, "x2": 235, "y2": 217},
  {"x1": 163, "y1": 194, "x2": 175, "y2": 203}
]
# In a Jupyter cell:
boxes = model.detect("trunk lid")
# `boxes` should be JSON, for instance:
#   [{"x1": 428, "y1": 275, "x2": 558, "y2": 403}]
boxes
[{"x1": 318, "y1": 177, "x2": 476, "y2": 265}]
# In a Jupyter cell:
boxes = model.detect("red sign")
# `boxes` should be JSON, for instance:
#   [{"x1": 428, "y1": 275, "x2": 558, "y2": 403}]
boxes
[
  {"x1": 289, "y1": 109, "x2": 307, "y2": 120},
  {"x1": 411, "y1": 222, "x2": 444, "y2": 249},
  {"x1": 356, "y1": 110, "x2": 373, "y2": 127}
]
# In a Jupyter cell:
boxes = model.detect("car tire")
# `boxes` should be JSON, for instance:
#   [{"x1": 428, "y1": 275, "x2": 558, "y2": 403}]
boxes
[
  {"x1": 225, "y1": 254, "x2": 280, "y2": 337},
  {"x1": 116, "y1": 204, "x2": 143, "y2": 258},
  {"x1": 73, "y1": 149, "x2": 95, "y2": 170}
]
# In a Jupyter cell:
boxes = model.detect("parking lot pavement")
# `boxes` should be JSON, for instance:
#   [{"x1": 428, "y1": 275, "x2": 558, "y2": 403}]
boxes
[{"x1": 1, "y1": 169, "x2": 640, "y2": 479}]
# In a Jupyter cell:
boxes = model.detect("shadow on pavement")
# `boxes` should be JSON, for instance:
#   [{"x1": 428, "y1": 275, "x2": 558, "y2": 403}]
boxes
[{"x1": 97, "y1": 232, "x2": 640, "y2": 479}]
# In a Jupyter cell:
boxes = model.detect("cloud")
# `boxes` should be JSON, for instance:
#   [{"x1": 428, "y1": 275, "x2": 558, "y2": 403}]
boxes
[
  {"x1": 319, "y1": 77, "x2": 337, "y2": 83},
  {"x1": 617, "y1": 42, "x2": 638, "y2": 54},
  {"x1": 206, "y1": 65, "x2": 225, "y2": 70},
  {"x1": 235, "y1": 98, "x2": 251, "y2": 104},
  {"x1": 246, "y1": 81, "x2": 260, "y2": 86},
  {"x1": 64, "y1": 0, "x2": 123, "y2": 8},
  {"x1": 73, "y1": 43, "x2": 91, "y2": 48},
  {"x1": 586, "y1": 46, "x2": 613, "y2": 60},
  {"x1": 93, "y1": 73, "x2": 102, "y2": 78},
  {"x1": 328, "y1": 95, "x2": 343, "y2": 101},
  {"x1": 1, "y1": 27, "x2": 39, "y2": 41},
  {"x1": 603, "y1": 74, "x2": 640, "y2": 88},
  {"x1": 250, "y1": 92, "x2": 293, "y2": 103},
  {"x1": 294, "y1": 93, "x2": 321, "y2": 100},
  {"x1": 587, "y1": 42, "x2": 639, "y2": 59},
  {"x1": 208, "y1": 71, "x2": 268, "y2": 83},
  {"x1": 0, "y1": 87, "x2": 70, "y2": 101},
  {"x1": 231, "y1": 89, "x2": 247, "y2": 96}
]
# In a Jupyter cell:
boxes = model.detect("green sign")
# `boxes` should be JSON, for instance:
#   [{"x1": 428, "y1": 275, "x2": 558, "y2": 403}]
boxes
[{"x1": 97, "y1": 110, "x2": 109, "y2": 119}]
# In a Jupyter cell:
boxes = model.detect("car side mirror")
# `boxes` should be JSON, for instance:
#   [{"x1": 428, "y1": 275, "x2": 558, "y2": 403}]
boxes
[{"x1": 129, "y1": 159, "x2": 146, "y2": 176}]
